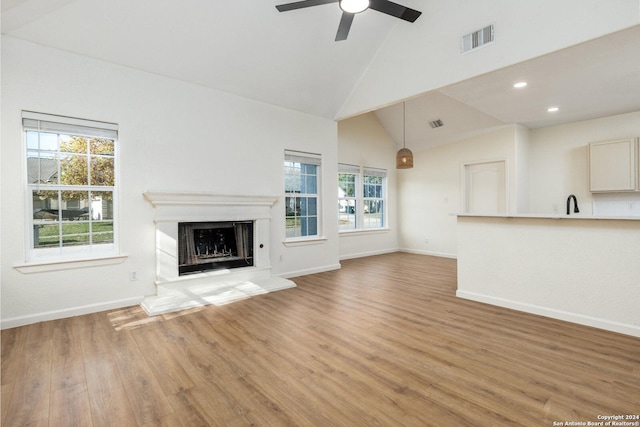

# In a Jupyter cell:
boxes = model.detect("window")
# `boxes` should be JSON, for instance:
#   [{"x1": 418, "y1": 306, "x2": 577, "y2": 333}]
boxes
[
  {"x1": 284, "y1": 151, "x2": 321, "y2": 239},
  {"x1": 363, "y1": 168, "x2": 385, "y2": 229},
  {"x1": 23, "y1": 111, "x2": 118, "y2": 260},
  {"x1": 338, "y1": 164, "x2": 359, "y2": 231},
  {"x1": 338, "y1": 164, "x2": 386, "y2": 232}
]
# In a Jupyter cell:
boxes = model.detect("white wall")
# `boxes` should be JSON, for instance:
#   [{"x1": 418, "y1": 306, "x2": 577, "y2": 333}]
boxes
[
  {"x1": 398, "y1": 125, "x2": 519, "y2": 258},
  {"x1": 337, "y1": 113, "x2": 399, "y2": 259},
  {"x1": 515, "y1": 125, "x2": 531, "y2": 213},
  {"x1": 1, "y1": 36, "x2": 339, "y2": 328},
  {"x1": 529, "y1": 110, "x2": 640, "y2": 215}
]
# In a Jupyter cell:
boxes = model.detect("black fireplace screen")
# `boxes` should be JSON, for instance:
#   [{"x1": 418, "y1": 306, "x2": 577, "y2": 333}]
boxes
[{"x1": 178, "y1": 221, "x2": 254, "y2": 275}]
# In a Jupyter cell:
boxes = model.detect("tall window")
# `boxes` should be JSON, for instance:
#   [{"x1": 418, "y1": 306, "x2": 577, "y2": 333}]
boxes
[
  {"x1": 24, "y1": 111, "x2": 118, "y2": 259},
  {"x1": 338, "y1": 164, "x2": 386, "y2": 231},
  {"x1": 338, "y1": 164, "x2": 359, "y2": 231},
  {"x1": 284, "y1": 151, "x2": 321, "y2": 238},
  {"x1": 363, "y1": 168, "x2": 385, "y2": 229}
]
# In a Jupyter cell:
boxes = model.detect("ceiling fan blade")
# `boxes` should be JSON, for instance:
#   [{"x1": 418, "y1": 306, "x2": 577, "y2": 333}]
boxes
[
  {"x1": 276, "y1": 0, "x2": 338, "y2": 12},
  {"x1": 368, "y1": 0, "x2": 421, "y2": 22},
  {"x1": 335, "y1": 12, "x2": 354, "y2": 41}
]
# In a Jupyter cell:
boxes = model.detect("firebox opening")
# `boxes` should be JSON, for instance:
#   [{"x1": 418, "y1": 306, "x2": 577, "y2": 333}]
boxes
[{"x1": 178, "y1": 221, "x2": 254, "y2": 276}]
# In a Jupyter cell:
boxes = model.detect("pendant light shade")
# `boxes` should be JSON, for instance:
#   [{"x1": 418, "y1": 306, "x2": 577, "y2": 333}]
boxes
[
  {"x1": 396, "y1": 147, "x2": 413, "y2": 169},
  {"x1": 396, "y1": 102, "x2": 413, "y2": 169}
]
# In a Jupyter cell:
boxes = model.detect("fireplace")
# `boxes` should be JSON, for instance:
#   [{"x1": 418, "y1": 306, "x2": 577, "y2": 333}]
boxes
[
  {"x1": 179, "y1": 221, "x2": 254, "y2": 275},
  {"x1": 141, "y1": 192, "x2": 296, "y2": 316}
]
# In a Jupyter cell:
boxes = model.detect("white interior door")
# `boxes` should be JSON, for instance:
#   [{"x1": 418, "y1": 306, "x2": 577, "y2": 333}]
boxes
[{"x1": 464, "y1": 161, "x2": 506, "y2": 214}]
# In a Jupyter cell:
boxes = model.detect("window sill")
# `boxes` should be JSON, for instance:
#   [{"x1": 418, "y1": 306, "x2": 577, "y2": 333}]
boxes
[
  {"x1": 14, "y1": 254, "x2": 128, "y2": 274},
  {"x1": 339, "y1": 228, "x2": 391, "y2": 236},
  {"x1": 282, "y1": 236, "x2": 328, "y2": 247}
]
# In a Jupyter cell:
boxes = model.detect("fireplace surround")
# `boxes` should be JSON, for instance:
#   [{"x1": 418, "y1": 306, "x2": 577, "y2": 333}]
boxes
[{"x1": 141, "y1": 192, "x2": 295, "y2": 315}]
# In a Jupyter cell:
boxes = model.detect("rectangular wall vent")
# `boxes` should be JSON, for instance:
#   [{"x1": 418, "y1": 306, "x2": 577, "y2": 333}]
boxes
[
  {"x1": 461, "y1": 24, "x2": 494, "y2": 53},
  {"x1": 429, "y1": 119, "x2": 444, "y2": 129}
]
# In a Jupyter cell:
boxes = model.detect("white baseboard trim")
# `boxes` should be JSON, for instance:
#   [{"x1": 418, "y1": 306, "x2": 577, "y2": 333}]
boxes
[
  {"x1": 399, "y1": 248, "x2": 457, "y2": 259},
  {"x1": 1, "y1": 296, "x2": 144, "y2": 330},
  {"x1": 339, "y1": 247, "x2": 399, "y2": 261},
  {"x1": 280, "y1": 263, "x2": 341, "y2": 279},
  {"x1": 456, "y1": 290, "x2": 640, "y2": 338}
]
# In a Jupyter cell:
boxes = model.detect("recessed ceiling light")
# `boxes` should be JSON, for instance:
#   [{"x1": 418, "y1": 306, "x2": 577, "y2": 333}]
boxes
[
  {"x1": 513, "y1": 82, "x2": 527, "y2": 88},
  {"x1": 547, "y1": 107, "x2": 560, "y2": 112}
]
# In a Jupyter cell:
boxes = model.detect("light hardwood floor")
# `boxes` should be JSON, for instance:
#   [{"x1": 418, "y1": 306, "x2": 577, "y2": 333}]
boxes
[{"x1": 2, "y1": 253, "x2": 639, "y2": 426}]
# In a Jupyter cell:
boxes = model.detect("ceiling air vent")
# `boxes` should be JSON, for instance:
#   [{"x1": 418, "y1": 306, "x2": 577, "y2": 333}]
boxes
[
  {"x1": 461, "y1": 24, "x2": 494, "y2": 53},
  {"x1": 429, "y1": 119, "x2": 444, "y2": 129}
]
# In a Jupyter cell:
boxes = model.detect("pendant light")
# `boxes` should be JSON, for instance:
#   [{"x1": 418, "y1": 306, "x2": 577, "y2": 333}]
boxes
[{"x1": 396, "y1": 101, "x2": 413, "y2": 169}]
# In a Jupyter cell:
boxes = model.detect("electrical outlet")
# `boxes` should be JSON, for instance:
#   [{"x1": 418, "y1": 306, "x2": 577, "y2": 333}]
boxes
[{"x1": 130, "y1": 271, "x2": 137, "y2": 281}]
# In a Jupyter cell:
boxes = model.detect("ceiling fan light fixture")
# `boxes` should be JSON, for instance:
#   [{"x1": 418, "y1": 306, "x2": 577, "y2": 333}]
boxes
[
  {"x1": 340, "y1": 0, "x2": 370, "y2": 14},
  {"x1": 276, "y1": 0, "x2": 420, "y2": 41}
]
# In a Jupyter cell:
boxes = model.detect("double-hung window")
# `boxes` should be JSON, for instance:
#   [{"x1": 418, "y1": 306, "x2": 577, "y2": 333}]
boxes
[
  {"x1": 338, "y1": 164, "x2": 386, "y2": 231},
  {"x1": 362, "y1": 167, "x2": 386, "y2": 229},
  {"x1": 338, "y1": 164, "x2": 359, "y2": 231},
  {"x1": 284, "y1": 150, "x2": 321, "y2": 239},
  {"x1": 23, "y1": 111, "x2": 118, "y2": 260}
]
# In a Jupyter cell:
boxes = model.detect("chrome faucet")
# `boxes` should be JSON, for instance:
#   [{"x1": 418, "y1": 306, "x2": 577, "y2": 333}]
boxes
[{"x1": 566, "y1": 194, "x2": 579, "y2": 215}]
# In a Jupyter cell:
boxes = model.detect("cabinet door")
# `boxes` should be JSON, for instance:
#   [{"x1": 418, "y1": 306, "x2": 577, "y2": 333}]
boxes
[{"x1": 589, "y1": 139, "x2": 636, "y2": 192}]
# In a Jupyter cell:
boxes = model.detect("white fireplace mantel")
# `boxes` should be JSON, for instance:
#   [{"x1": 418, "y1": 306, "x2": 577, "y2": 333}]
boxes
[
  {"x1": 143, "y1": 192, "x2": 280, "y2": 223},
  {"x1": 140, "y1": 191, "x2": 295, "y2": 316},
  {"x1": 143, "y1": 192, "x2": 279, "y2": 208}
]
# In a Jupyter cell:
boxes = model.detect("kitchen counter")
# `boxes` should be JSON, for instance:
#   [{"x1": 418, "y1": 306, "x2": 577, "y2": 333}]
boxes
[{"x1": 456, "y1": 214, "x2": 640, "y2": 337}]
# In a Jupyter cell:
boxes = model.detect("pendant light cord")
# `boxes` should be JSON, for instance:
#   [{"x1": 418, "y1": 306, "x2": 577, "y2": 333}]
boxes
[{"x1": 403, "y1": 102, "x2": 406, "y2": 149}]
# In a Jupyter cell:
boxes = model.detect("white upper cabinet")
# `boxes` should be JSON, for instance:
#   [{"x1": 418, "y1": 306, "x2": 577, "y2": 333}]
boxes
[{"x1": 589, "y1": 138, "x2": 637, "y2": 192}]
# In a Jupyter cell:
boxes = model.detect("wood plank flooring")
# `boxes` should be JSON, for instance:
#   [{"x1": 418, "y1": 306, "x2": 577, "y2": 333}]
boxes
[{"x1": 2, "y1": 253, "x2": 639, "y2": 426}]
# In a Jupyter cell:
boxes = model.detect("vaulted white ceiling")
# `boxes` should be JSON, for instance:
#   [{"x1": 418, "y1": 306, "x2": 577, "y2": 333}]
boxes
[
  {"x1": 1, "y1": 0, "x2": 402, "y2": 118},
  {"x1": 3, "y1": 0, "x2": 640, "y2": 153}
]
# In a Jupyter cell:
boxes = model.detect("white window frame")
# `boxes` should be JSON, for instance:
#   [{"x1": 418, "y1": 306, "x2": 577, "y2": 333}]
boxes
[
  {"x1": 22, "y1": 111, "x2": 120, "y2": 263},
  {"x1": 284, "y1": 150, "x2": 322, "y2": 242},
  {"x1": 338, "y1": 164, "x2": 387, "y2": 233}
]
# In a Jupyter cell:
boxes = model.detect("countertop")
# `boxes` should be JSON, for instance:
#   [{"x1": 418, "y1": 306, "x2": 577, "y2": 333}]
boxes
[{"x1": 455, "y1": 213, "x2": 640, "y2": 221}]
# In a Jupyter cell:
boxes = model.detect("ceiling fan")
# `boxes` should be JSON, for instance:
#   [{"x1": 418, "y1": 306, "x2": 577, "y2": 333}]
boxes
[{"x1": 275, "y1": 0, "x2": 422, "y2": 41}]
